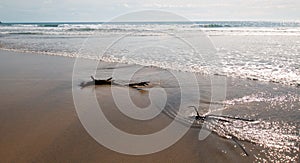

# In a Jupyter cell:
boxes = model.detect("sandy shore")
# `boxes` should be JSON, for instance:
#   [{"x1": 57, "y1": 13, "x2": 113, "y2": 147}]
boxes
[{"x1": 1, "y1": 50, "x2": 296, "y2": 162}]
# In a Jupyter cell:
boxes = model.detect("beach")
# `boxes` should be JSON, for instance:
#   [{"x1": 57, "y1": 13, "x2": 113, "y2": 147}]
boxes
[
  {"x1": 0, "y1": 50, "x2": 250, "y2": 162},
  {"x1": 0, "y1": 19, "x2": 300, "y2": 163},
  {"x1": 0, "y1": 49, "x2": 299, "y2": 162}
]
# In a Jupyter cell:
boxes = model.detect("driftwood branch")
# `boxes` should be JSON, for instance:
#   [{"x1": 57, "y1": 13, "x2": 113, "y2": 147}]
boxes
[
  {"x1": 128, "y1": 81, "x2": 150, "y2": 88},
  {"x1": 91, "y1": 76, "x2": 113, "y2": 85},
  {"x1": 188, "y1": 105, "x2": 256, "y2": 156},
  {"x1": 231, "y1": 135, "x2": 249, "y2": 156},
  {"x1": 80, "y1": 76, "x2": 150, "y2": 90}
]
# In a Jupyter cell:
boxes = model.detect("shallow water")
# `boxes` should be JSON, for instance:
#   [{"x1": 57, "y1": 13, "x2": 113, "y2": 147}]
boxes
[{"x1": 79, "y1": 62, "x2": 299, "y2": 162}]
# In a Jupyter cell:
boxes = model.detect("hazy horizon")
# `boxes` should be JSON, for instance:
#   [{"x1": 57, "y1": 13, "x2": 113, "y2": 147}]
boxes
[{"x1": 2, "y1": 20, "x2": 300, "y2": 23}]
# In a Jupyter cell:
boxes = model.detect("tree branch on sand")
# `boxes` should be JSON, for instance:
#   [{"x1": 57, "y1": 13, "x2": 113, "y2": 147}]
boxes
[
  {"x1": 188, "y1": 106, "x2": 254, "y2": 156},
  {"x1": 80, "y1": 76, "x2": 150, "y2": 90},
  {"x1": 91, "y1": 76, "x2": 113, "y2": 85}
]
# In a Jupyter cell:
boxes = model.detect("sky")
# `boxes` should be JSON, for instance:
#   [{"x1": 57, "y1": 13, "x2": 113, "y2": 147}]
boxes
[{"x1": 0, "y1": 0, "x2": 300, "y2": 22}]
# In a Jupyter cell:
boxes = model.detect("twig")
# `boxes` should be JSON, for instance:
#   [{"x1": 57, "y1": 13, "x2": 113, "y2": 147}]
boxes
[{"x1": 231, "y1": 135, "x2": 249, "y2": 156}]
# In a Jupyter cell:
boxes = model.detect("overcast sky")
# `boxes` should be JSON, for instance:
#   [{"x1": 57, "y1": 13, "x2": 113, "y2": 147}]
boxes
[{"x1": 1, "y1": 0, "x2": 299, "y2": 22}]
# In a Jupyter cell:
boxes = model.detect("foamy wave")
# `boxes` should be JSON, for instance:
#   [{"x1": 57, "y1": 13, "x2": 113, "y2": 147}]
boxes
[
  {"x1": 223, "y1": 93, "x2": 300, "y2": 106},
  {"x1": 1, "y1": 46, "x2": 299, "y2": 87},
  {"x1": 1, "y1": 23, "x2": 300, "y2": 36}
]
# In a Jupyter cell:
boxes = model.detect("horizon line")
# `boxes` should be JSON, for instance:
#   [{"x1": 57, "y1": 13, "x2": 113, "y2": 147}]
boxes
[{"x1": 1, "y1": 20, "x2": 300, "y2": 24}]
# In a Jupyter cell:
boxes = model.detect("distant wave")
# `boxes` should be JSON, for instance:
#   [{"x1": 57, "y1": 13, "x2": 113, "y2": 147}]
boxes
[
  {"x1": 66, "y1": 28, "x2": 131, "y2": 32},
  {"x1": 1, "y1": 21, "x2": 300, "y2": 28},
  {"x1": 196, "y1": 24, "x2": 232, "y2": 28},
  {"x1": 195, "y1": 21, "x2": 300, "y2": 28},
  {"x1": 0, "y1": 24, "x2": 59, "y2": 28},
  {"x1": 38, "y1": 24, "x2": 59, "y2": 27},
  {"x1": 67, "y1": 28, "x2": 98, "y2": 31},
  {"x1": 9, "y1": 32, "x2": 44, "y2": 35}
]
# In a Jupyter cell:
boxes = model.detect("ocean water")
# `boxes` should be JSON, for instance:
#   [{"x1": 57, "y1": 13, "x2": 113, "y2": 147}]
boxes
[{"x1": 0, "y1": 21, "x2": 300, "y2": 86}]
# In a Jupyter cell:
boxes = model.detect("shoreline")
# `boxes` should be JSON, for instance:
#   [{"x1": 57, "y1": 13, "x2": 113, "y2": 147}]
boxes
[
  {"x1": 0, "y1": 50, "x2": 298, "y2": 162},
  {"x1": 1, "y1": 47, "x2": 299, "y2": 89}
]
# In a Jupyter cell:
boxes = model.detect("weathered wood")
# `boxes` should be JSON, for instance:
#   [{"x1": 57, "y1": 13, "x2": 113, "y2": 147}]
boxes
[
  {"x1": 91, "y1": 76, "x2": 113, "y2": 85},
  {"x1": 80, "y1": 76, "x2": 150, "y2": 90},
  {"x1": 128, "y1": 81, "x2": 150, "y2": 88},
  {"x1": 188, "y1": 105, "x2": 255, "y2": 156}
]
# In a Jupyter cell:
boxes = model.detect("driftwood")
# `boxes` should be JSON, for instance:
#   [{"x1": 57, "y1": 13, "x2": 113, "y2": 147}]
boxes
[
  {"x1": 91, "y1": 76, "x2": 113, "y2": 85},
  {"x1": 189, "y1": 106, "x2": 254, "y2": 156},
  {"x1": 80, "y1": 76, "x2": 150, "y2": 90},
  {"x1": 189, "y1": 106, "x2": 255, "y2": 122},
  {"x1": 80, "y1": 76, "x2": 113, "y2": 87},
  {"x1": 128, "y1": 81, "x2": 150, "y2": 88}
]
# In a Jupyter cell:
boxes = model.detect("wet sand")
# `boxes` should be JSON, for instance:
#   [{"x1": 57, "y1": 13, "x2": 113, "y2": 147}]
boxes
[{"x1": 0, "y1": 50, "x2": 297, "y2": 162}]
